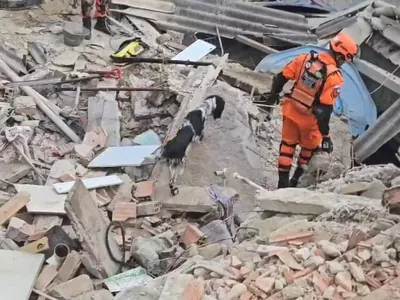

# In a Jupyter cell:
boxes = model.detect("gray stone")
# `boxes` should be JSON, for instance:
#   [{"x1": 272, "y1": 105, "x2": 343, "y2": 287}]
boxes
[
  {"x1": 349, "y1": 262, "x2": 365, "y2": 282},
  {"x1": 371, "y1": 245, "x2": 389, "y2": 265},
  {"x1": 386, "y1": 248, "x2": 397, "y2": 260},
  {"x1": 256, "y1": 188, "x2": 381, "y2": 215},
  {"x1": 361, "y1": 179, "x2": 386, "y2": 199},
  {"x1": 226, "y1": 283, "x2": 247, "y2": 300},
  {"x1": 160, "y1": 117, "x2": 173, "y2": 127},
  {"x1": 159, "y1": 274, "x2": 193, "y2": 300},
  {"x1": 318, "y1": 240, "x2": 341, "y2": 257},
  {"x1": 282, "y1": 286, "x2": 304, "y2": 300},
  {"x1": 198, "y1": 244, "x2": 222, "y2": 260},
  {"x1": 131, "y1": 236, "x2": 173, "y2": 275},
  {"x1": 322, "y1": 286, "x2": 335, "y2": 299},
  {"x1": 294, "y1": 248, "x2": 311, "y2": 263},
  {"x1": 303, "y1": 256, "x2": 325, "y2": 269},
  {"x1": 166, "y1": 103, "x2": 179, "y2": 117},
  {"x1": 326, "y1": 261, "x2": 345, "y2": 275},
  {"x1": 357, "y1": 249, "x2": 372, "y2": 261}
]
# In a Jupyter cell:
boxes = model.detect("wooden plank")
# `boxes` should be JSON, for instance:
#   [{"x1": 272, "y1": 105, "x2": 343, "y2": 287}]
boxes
[
  {"x1": 14, "y1": 184, "x2": 67, "y2": 215},
  {"x1": 111, "y1": 0, "x2": 175, "y2": 13},
  {"x1": 235, "y1": 35, "x2": 278, "y2": 54},
  {"x1": 0, "y1": 192, "x2": 30, "y2": 226},
  {"x1": 65, "y1": 180, "x2": 122, "y2": 279},
  {"x1": 20, "y1": 237, "x2": 50, "y2": 253},
  {"x1": 34, "y1": 265, "x2": 58, "y2": 291},
  {"x1": 53, "y1": 175, "x2": 123, "y2": 194},
  {"x1": 125, "y1": 15, "x2": 161, "y2": 41},
  {"x1": 0, "y1": 250, "x2": 44, "y2": 300}
]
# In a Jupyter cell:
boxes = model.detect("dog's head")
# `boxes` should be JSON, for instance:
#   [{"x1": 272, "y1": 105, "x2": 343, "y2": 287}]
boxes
[{"x1": 206, "y1": 95, "x2": 225, "y2": 120}]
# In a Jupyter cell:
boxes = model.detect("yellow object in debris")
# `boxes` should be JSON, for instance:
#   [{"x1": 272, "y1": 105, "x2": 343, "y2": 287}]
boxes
[{"x1": 110, "y1": 38, "x2": 146, "y2": 59}]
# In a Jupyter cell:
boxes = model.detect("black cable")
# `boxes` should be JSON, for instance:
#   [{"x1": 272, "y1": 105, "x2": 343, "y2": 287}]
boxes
[{"x1": 105, "y1": 221, "x2": 136, "y2": 273}]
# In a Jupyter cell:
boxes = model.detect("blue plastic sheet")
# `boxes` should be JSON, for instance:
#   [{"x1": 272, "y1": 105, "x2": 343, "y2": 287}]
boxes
[{"x1": 256, "y1": 45, "x2": 377, "y2": 136}]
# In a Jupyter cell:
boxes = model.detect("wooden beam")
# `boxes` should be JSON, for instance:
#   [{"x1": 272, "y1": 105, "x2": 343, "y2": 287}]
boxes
[{"x1": 235, "y1": 35, "x2": 278, "y2": 54}]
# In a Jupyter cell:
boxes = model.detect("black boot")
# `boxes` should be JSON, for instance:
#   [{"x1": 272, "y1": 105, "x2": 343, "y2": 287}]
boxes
[
  {"x1": 82, "y1": 17, "x2": 92, "y2": 40},
  {"x1": 277, "y1": 171, "x2": 290, "y2": 189},
  {"x1": 94, "y1": 17, "x2": 112, "y2": 35},
  {"x1": 289, "y1": 166, "x2": 304, "y2": 187}
]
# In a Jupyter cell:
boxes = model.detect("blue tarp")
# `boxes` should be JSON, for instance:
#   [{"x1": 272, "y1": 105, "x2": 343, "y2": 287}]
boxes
[{"x1": 256, "y1": 45, "x2": 377, "y2": 137}]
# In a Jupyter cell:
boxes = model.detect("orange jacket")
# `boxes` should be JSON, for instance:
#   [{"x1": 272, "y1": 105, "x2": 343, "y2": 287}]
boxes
[{"x1": 281, "y1": 52, "x2": 344, "y2": 127}]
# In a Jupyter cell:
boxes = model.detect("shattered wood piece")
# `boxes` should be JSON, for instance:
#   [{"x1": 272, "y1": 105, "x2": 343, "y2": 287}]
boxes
[
  {"x1": 136, "y1": 201, "x2": 161, "y2": 216},
  {"x1": 35, "y1": 265, "x2": 58, "y2": 291},
  {"x1": 134, "y1": 180, "x2": 155, "y2": 201},
  {"x1": 65, "y1": 180, "x2": 122, "y2": 278},
  {"x1": 87, "y1": 79, "x2": 120, "y2": 147},
  {"x1": 0, "y1": 249, "x2": 45, "y2": 300},
  {"x1": 74, "y1": 129, "x2": 108, "y2": 162},
  {"x1": 53, "y1": 175, "x2": 124, "y2": 194},
  {"x1": 56, "y1": 251, "x2": 82, "y2": 283},
  {"x1": 6, "y1": 217, "x2": 35, "y2": 242},
  {"x1": 112, "y1": 202, "x2": 137, "y2": 222},
  {"x1": 33, "y1": 216, "x2": 63, "y2": 232},
  {"x1": 14, "y1": 184, "x2": 67, "y2": 215},
  {"x1": 20, "y1": 237, "x2": 50, "y2": 253},
  {"x1": 48, "y1": 274, "x2": 93, "y2": 299},
  {"x1": 0, "y1": 191, "x2": 30, "y2": 225}
]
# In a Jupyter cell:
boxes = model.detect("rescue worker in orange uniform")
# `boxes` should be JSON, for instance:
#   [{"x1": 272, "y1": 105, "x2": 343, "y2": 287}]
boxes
[{"x1": 266, "y1": 33, "x2": 359, "y2": 189}]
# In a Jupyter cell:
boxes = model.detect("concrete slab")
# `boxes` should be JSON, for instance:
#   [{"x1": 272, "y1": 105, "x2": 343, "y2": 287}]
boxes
[
  {"x1": 65, "y1": 180, "x2": 122, "y2": 279},
  {"x1": 160, "y1": 185, "x2": 232, "y2": 213},
  {"x1": 256, "y1": 188, "x2": 382, "y2": 215},
  {"x1": 0, "y1": 250, "x2": 44, "y2": 300},
  {"x1": 159, "y1": 274, "x2": 194, "y2": 300}
]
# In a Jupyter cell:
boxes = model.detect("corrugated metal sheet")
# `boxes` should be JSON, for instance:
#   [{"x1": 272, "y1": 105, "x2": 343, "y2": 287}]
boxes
[
  {"x1": 113, "y1": 0, "x2": 318, "y2": 45},
  {"x1": 367, "y1": 31, "x2": 400, "y2": 66}
]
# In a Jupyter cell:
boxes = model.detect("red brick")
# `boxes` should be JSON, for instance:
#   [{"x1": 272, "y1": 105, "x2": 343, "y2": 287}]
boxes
[
  {"x1": 134, "y1": 181, "x2": 155, "y2": 201},
  {"x1": 183, "y1": 278, "x2": 204, "y2": 300},
  {"x1": 112, "y1": 202, "x2": 137, "y2": 222},
  {"x1": 180, "y1": 224, "x2": 204, "y2": 247}
]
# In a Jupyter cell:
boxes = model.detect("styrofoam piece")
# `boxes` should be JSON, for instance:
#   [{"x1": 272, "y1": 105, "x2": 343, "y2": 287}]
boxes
[{"x1": 53, "y1": 175, "x2": 124, "y2": 194}]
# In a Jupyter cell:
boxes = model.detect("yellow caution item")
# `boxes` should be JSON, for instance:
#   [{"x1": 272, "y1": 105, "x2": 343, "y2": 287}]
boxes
[{"x1": 110, "y1": 38, "x2": 148, "y2": 59}]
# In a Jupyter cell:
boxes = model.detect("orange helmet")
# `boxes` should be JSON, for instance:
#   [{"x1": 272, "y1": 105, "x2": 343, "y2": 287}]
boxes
[{"x1": 330, "y1": 33, "x2": 358, "y2": 63}]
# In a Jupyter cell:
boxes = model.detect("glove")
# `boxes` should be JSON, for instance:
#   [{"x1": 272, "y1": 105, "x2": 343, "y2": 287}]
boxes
[{"x1": 321, "y1": 136, "x2": 333, "y2": 153}]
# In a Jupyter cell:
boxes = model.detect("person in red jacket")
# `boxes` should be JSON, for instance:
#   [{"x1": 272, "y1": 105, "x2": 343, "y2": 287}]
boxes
[
  {"x1": 81, "y1": 0, "x2": 111, "y2": 40},
  {"x1": 266, "y1": 33, "x2": 359, "y2": 189}
]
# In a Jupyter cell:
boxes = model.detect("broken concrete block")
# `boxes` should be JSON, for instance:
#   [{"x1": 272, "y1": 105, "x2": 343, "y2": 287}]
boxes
[
  {"x1": 161, "y1": 185, "x2": 221, "y2": 213},
  {"x1": 256, "y1": 188, "x2": 381, "y2": 215},
  {"x1": 371, "y1": 245, "x2": 389, "y2": 265},
  {"x1": 35, "y1": 265, "x2": 58, "y2": 291},
  {"x1": 49, "y1": 274, "x2": 93, "y2": 300},
  {"x1": 326, "y1": 261, "x2": 345, "y2": 275},
  {"x1": 230, "y1": 255, "x2": 243, "y2": 268},
  {"x1": 226, "y1": 283, "x2": 247, "y2": 300},
  {"x1": 56, "y1": 251, "x2": 81, "y2": 282},
  {"x1": 382, "y1": 186, "x2": 400, "y2": 214},
  {"x1": 198, "y1": 244, "x2": 222, "y2": 260},
  {"x1": 349, "y1": 262, "x2": 365, "y2": 282},
  {"x1": 13, "y1": 96, "x2": 36, "y2": 116},
  {"x1": 159, "y1": 274, "x2": 194, "y2": 300},
  {"x1": 254, "y1": 277, "x2": 274, "y2": 294},
  {"x1": 361, "y1": 179, "x2": 386, "y2": 199},
  {"x1": 318, "y1": 240, "x2": 341, "y2": 257},
  {"x1": 65, "y1": 180, "x2": 122, "y2": 278},
  {"x1": 136, "y1": 201, "x2": 161, "y2": 216},
  {"x1": 282, "y1": 286, "x2": 304, "y2": 300},
  {"x1": 73, "y1": 289, "x2": 114, "y2": 300},
  {"x1": 112, "y1": 202, "x2": 137, "y2": 222},
  {"x1": 6, "y1": 217, "x2": 35, "y2": 242},
  {"x1": 294, "y1": 248, "x2": 311, "y2": 263},
  {"x1": 303, "y1": 256, "x2": 325, "y2": 269},
  {"x1": 335, "y1": 271, "x2": 352, "y2": 291},
  {"x1": 357, "y1": 249, "x2": 372, "y2": 261}
]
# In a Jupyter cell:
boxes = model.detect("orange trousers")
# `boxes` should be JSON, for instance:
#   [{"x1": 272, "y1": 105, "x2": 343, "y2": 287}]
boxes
[{"x1": 278, "y1": 117, "x2": 322, "y2": 172}]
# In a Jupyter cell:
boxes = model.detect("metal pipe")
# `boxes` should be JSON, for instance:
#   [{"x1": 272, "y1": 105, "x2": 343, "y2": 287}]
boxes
[
  {"x1": 5, "y1": 75, "x2": 100, "y2": 87},
  {"x1": 55, "y1": 86, "x2": 169, "y2": 92},
  {"x1": 353, "y1": 97, "x2": 400, "y2": 163},
  {"x1": 232, "y1": 172, "x2": 268, "y2": 192},
  {"x1": 111, "y1": 57, "x2": 212, "y2": 66}
]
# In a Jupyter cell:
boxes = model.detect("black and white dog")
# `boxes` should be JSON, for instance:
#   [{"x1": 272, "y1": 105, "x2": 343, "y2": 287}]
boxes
[{"x1": 162, "y1": 95, "x2": 225, "y2": 195}]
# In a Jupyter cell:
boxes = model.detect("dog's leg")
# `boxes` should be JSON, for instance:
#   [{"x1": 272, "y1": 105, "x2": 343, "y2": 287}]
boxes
[{"x1": 180, "y1": 157, "x2": 187, "y2": 176}]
